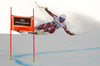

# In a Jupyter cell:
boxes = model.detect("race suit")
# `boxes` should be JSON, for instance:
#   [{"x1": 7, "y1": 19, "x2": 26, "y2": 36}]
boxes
[{"x1": 36, "y1": 9, "x2": 71, "y2": 34}]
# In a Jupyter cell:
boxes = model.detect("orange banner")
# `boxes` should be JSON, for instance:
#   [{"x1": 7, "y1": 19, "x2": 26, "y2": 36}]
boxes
[{"x1": 11, "y1": 15, "x2": 34, "y2": 31}]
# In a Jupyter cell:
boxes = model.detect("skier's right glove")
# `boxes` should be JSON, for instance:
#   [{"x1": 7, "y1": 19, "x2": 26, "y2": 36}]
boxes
[
  {"x1": 45, "y1": 7, "x2": 48, "y2": 11},
  {"x1": 70, "y1": 33, "x2": 75, "y2": 36}
]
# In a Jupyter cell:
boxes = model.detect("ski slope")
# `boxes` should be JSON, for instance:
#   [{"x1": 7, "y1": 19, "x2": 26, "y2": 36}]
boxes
[{"x1": 0, "y1": 0, "x2": 100, "y2": 66}]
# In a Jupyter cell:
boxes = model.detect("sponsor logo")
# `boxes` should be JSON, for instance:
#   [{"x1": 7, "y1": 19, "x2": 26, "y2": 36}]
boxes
[
  {"x1": 20, "y1": 19, "x2": 25, "y2": 22},
  {"x1": 14, "y1": 17, "x2": 31, "y2": 26}
]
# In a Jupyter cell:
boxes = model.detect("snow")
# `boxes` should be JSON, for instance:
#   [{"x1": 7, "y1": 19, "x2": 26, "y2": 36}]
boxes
[{"x1": 0, "y1": 0, "x2": 100, "y2": 66}]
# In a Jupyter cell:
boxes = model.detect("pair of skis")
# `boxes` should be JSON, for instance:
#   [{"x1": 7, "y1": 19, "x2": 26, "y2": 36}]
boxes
[
  {"x1": 28, "y1": 30, "x2": 45, "y2": 35},
  {"x1": 17, "y1": 30, "x2": 45, "y2": 35}
]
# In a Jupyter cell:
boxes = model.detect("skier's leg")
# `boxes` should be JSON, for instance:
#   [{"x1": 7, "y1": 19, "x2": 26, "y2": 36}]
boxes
[
  {"x1": 35, "y1": 23, "x2": 55, "y2": 35},
  {"x1": 44, "y1": 24, "x2": 55, "y2": 34},
  {"x1": 28, "y1": 23, "x2": 47, "y2": 34},
  {"x1": 35, "y1": 23, "x2": 48, "y2": 30},
  {"x1": 33, "y1": 22, "x2": 51, "y2": 35},
  {"x1": 28, "y1": 22, "x2": 50, "y2": 34}
]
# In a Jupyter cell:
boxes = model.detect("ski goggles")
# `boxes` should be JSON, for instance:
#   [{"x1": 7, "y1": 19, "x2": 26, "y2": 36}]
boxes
[{"x1": 59, "y1": 17, "x2": 65, "y2": 22}]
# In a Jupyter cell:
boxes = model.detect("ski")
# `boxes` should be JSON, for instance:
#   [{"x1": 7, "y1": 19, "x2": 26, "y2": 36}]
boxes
[
  {"x1": 16, "y1": 31, "x2": 28, "y2": 34},
  {"x1": 16, "y1": 30, "x2": 45, "y2": 35},
  {"x1": 28, "y1": 30, "x2": 45, "y2": 35}
]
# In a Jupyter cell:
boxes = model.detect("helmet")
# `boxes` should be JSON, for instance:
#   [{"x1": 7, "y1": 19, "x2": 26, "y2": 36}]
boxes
[
  {"x1": 59, "y1": 14, "x2": 66, "y2": 20},
  {"x1": 59, "y1": 14, "x2": 66, "y2": 22}
]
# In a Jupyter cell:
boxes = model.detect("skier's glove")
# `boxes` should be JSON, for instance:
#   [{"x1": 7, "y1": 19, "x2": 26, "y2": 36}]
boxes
[
  {"x1": 45, "y1": 7, "x2": 48, "y2": 11},
  {"x1": 70, "y1": 33, "x2": 75, "y2": 36}
]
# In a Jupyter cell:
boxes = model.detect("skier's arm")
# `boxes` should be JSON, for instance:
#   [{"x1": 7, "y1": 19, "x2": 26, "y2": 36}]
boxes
[
  {"x1": 45, "y1": 7, "x2": 57, "y2": 18},
  {"x1": 63, "y1": 25, "x2": 75, "y2": 35}
]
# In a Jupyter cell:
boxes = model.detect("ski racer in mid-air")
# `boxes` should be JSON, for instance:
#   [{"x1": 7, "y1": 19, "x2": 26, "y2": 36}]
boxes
[{"x1": 31, "y1": 7, "x2": 75, "y2": 35}]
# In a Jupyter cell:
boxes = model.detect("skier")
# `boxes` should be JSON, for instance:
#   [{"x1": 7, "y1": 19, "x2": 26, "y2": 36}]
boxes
[{"x1": 31, "y1": 7, "x2": 75, "y2": 35}]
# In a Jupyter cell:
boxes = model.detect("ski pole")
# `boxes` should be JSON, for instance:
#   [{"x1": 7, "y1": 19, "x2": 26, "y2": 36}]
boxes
[{"x1": 35, "y1": 2, "x2": 45, "y2": 9}]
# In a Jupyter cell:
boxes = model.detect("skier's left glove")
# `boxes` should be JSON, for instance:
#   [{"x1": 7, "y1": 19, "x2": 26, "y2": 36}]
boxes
[
  {"x1": 70, "y1": 33, "x2": 75, "y2": 36},
  {"x1": 45, "y1": 7, "x2": 48, "y2": 11}
]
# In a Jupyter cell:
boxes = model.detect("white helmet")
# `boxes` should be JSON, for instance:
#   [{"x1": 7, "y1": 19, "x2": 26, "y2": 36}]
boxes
[{"x1": 59, "y1": 14, "x2": 66, "y2": 20}]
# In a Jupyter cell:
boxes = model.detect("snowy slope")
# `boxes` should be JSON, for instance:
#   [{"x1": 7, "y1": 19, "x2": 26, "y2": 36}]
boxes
[{"x1": 0, "y1": 0, "x2": 100, "y2": 66}]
